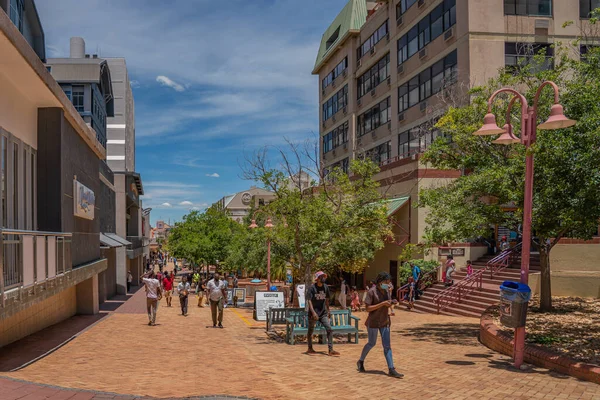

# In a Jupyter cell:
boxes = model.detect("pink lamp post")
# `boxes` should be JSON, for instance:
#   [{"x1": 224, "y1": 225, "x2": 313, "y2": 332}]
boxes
[
  {"x1": 474, "y1": 81, "x2": 576, "y2": 368},
  {"x1": 249, "y1": 212, "x2": 274, "y2": 290}
]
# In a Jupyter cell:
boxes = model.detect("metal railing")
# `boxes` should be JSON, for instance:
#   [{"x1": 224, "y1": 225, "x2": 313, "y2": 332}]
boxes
[
  {"x1": 126, "y1": 236, "x2": 144, "y2": 250},
  {"x1": 0, "y1": 229, "x2": 72, "y2": 308},
  {"x1": 433, "y1": 244, "x2": 522, "y2": 314}
]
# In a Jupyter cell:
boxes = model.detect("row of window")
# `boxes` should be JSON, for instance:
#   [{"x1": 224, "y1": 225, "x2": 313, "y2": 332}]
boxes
[
  {"x1": 357, "y1": 97, "x2": 391, "y2": 137},
  {"x1": 363, "y1": 141, "x2": 392, "y2": 166},
  {"x1": 504, "y1": 0, "x2": 552, "y2": 16},
  {"x1": 399, "y1": 50, "x2": 457, "y2": 113},
  {"x1": 322, "y1": 85, "x2": 348, "y2": 121},
  {"x1": 580, "y1": 0, "x2": 600, "y2": 18},
  {"x1": 397, "y1": 0, "x2": 456, "y2": 66},
  {"x1": 65, "y1": 85, "x2": 85, "y2": 112},
  {"x1": 396, "y1": 0, "x2": 419, "y2": 18},
  {"x1": 322, "y1": 57, "x2": 348, "y2": 90},
  {"x1": 357, "y1": 21, "x2": 389, "y2": 60},
  {"x1": 505, "y1": 42, "x2": 554, "y2": 72},
  {"x1": 322, "y1": 122, "x2": 349, "y2": 154},
  {"x1": 9, "y1": 0, "x2": 24, "y2": 33},
  {"x1": 357, "y1": 53, "x2": 390, "y2": 99},
  {"x1": 325, "y1": 157, "x2": 350, "y2": 175}
]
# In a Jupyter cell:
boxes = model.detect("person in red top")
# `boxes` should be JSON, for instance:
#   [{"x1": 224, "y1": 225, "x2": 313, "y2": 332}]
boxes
[{"x1": 162, "y1": 271, "x2": 174, "y2": 307}]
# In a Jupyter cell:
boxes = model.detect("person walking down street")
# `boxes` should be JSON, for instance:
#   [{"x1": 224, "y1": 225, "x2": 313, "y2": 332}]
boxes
[
  {"x1": 445, "y1": 255, "x2": 456, "y2": 287},
  {"x1": 141, "y1": 270, "x2": 162, "y2": 326},
  {"x1": 411, "y1": 263, "x2": 421, "y2": 300},
  {"x1": 196, "y1": 277, "x2": 206, "y2": 308},
  {"x1": 178, "y1": 275, "x2": 191, "y2": 316},
  {"x1": 350, "y1": 286, "x2": 361, "y2": 312},
  {"x1": 207, "y1": 272, "x2": 227, "y2": 328},
  {"x1": 357, "y1": 272, "x2": 403, "y2": 378},
  {"x1": 162, "y1": 271, "x2": 174, "y2": 307},
  {"x1": 127, "y1": 270, "x2": 133, "y2": 293},
  {"x1": 307, "y1": 271, "x2": 339, "y2": 357},
  {"x1": 193, "y1": 270, "x2": 200, "y2": 290},
  {"x1": 338, "y1": 277, "x2": 347, "y2": 310}
]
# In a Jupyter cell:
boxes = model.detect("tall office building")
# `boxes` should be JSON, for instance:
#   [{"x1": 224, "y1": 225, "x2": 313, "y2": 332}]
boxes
[{"x1": 314, "y1": 0, "x2": 599, "y2": 284}]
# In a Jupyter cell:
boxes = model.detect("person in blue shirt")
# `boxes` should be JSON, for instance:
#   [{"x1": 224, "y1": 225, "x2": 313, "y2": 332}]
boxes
[{"x1": 411, "y1": 263, "x2": 421, "y2": 300}]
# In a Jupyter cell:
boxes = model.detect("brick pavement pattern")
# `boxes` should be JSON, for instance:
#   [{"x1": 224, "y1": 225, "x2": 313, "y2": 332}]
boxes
[{"x1": 1, "y1": 288, "x2": 600, "y2": 400}]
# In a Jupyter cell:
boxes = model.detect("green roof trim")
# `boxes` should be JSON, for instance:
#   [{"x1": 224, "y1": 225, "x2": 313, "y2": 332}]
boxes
[
  {"x1": 313, "y1": 0, "x2": 367, "y2": 73},
  {"x1": 378, "y1": 196, "x2": 410, "y2": 217}
]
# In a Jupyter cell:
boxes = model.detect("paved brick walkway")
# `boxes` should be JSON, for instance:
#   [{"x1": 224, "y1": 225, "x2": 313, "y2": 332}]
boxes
[{"x1": 1, "y1": 288, "x2": 600, "y2": 400}]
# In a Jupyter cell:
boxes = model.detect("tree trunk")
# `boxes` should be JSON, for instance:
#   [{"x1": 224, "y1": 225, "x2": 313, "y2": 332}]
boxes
[{"x1": 539, "y1": 244, "x2": 552, "y2": 311}]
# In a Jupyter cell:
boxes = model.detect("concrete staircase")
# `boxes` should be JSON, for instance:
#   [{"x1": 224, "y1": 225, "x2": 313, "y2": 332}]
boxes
[{"x1": 407, "y1": 253, "x2": 540, "y2": 318}]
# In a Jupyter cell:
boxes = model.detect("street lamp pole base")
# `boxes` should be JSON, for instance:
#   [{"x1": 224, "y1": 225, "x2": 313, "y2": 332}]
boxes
[{"x1": 514, "y1": 326, "x2": 525, "y2": 368}]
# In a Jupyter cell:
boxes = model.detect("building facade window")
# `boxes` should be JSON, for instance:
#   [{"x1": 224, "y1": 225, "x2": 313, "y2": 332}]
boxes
[
  {"x1": 398, "y1": 50, "x2": 457, "y2": 113},
  {"x1": 398, "y1": 121, "x2": 443, "y2": 159},
  {"x1": 326, "y1": 157, "x2": 350, "y2": 176},
  {"x1": 397, "y1": 0, "x2": 456, "y2": 66},
  {"x1": 505, "y1": 42, "x2": 554, "y2": 72},
  {"x1": 396, "y1": 0, "x2": 418, "y2": 18},
  {"x1": 357, "y1": 53, "x2": 390, "y2": 99},
  {"x1": 322, "y1": 57, "x2": 348, "y2": 90},
  {"x1": 322, "y1": 84, "x2": 348, "y2": 121},
  {"x1": 366, "y1": 141, "x2": 392, "y2": 165},
  {"x1": 9, "y1": 0, "x2": 24, "y2": 33},
  {"x1": 72, "y1": 85, "x2": 85, "y2": 112},
  {"x1": 504, "y1": 0, "x2": 552, "y2": 16},
  {"x1": 580, "y1": 0, "x2": 600, "y2": 18},
  {"x1": 581, "y1": 44, "x2": 599, "y2": 62},
  {"x1": 357, "y1": 97, "x2": 391, "y2": 137},
  {"x1": 357, "y1": 20, "x2": 389, "y2": 60},
  {"x1": 322, "y1": 121, "x2": 349, "y2": 154}
]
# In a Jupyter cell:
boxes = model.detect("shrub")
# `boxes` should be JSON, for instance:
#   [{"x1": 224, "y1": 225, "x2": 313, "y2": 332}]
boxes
[{"x1": 397, "y1": 259, "x2": 440, "y2": 288}]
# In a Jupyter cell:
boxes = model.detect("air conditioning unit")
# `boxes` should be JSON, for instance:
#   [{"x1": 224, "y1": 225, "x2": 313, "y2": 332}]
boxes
[
  {"x1": 397, "y1": 64, "x2": 404, "y2": 74},
  {"x1": 419, "y1": 48, "x2": 428, "y2": 59},
  {"x1": 371, "y1": 89, "x2": 376, "y2": 97},
  {"x1": 357, "y1": 98, "x2": 362, "y2": 107},
  {"x1": 342, "y1": 69, "x2": 348, "y2": 78},
  {"x1": 332, "y1": 115, "x2": 337, "y2": 123},
  {"x1": 370, "y1": 46, "x2": 376, "y2": 56},
  {"x1": 357, "y1": 59, "x2": 362, "y2": 69},
  {"x1": 398, "y1": 112, "x2": 405, "y2": 122},
  {"x1": 444, "y1": 27, "x2": 455, "y2": 41},
  {"x1": 387, "y1": 76, "x2": 391, "y2": 86},
  {"x1": 343, "y1": 106, "x2": 348, "y2": 115},
  {"x1": 418, "y1": 0, "x2": 425, "y2": 7},
  {"x1": 420, "y1": 101, "x2": 428, "y2": 112},
  {"x1": 396, "y1": 16, "x2": 403, "y2": 26},
  {"x1": 387, "y1": 122, "x2": 392, "y2": 130}
]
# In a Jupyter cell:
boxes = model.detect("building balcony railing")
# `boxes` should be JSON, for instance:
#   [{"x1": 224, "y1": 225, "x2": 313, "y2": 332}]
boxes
[
  {"x1": 0, "y1": 229, "x2": 72, "y2": 308},
  {"x1": 126, "y1": 236, "x2": 144, "y2": 250}
]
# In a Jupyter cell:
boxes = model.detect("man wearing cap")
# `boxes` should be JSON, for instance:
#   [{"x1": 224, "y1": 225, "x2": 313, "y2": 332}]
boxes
[
  {"x1": 307, "y1": 271, "x2": 339, "y2": 356},
  {"x1": 500, "y1": 236, "x2": 510, "y2": 252}
]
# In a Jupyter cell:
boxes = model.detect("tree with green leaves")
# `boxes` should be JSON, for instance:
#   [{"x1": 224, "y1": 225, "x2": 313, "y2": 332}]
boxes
[
  {"x1": 243, "y1": 141, "x2": 392, "y2": 290},
  {"x1": 419, "y1": 39, "x2": 600, "y2": 311}
]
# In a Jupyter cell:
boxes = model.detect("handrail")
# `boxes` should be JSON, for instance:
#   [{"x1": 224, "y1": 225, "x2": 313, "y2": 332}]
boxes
[{"x1": 433, "y1": 243, "x2": 523, "y2": 314}]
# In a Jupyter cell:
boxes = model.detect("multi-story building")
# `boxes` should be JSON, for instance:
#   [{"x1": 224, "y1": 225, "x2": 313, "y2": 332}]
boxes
[
  {"x1": 314, "y1": 0, "x2": 600, "y2": 287},
  {"x1": 0, "y1": 4, "x2": 108, "y2": 347},
  {"x1": 214, "y1": 187, "x2": 277, "y2": 223}
]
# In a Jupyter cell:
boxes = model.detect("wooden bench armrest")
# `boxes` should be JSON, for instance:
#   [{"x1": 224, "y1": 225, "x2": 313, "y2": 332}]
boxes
[{"x1": 350, "y1": 315, "x2": 360, "y2": 329}]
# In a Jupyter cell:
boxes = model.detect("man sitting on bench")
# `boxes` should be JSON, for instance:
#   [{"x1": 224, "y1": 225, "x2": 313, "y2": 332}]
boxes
[{"x1": 307, "y1": 271, "x2": 340, "y2": 356}]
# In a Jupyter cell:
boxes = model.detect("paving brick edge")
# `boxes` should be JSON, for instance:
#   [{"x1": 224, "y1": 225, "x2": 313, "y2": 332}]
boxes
[{"x1": 479, "y1": 306, "x2": 600, "y2": 384}]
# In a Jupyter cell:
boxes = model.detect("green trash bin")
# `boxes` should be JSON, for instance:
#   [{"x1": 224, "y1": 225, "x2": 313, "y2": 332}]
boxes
[{"x1": 499, "y1": 281, "x2": 531, "y2": 328}]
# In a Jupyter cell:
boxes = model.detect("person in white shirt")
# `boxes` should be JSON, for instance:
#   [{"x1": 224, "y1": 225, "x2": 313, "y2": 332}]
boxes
[
  {"x1": 177, "y1": 275, "x2": 191, "y2": 316},
  {"x1": 141, "y1": 271, "x2": 162, "y2": 326},
  {"x1": 127, "y1": 271, "x2": 133, "y2": 293},
  {"x1": 207, "y1": 272, "x2": 227, "y2": 328}
]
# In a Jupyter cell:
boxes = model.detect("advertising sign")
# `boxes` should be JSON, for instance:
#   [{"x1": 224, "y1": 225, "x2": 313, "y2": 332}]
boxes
[
  {"x1": 296, "y1": 284, "x2": 306, "y2": 308},
  {"x1": 74, "y1": 180, "x2": 95, "y2": 220},
  {"x1": 438, "y1": 247, "x2": 465, "y2": 257},
  {"x1": 253, "y1": 291, "x2": 285, "y2": 321},
  {"x1": 226, "y1": 288, "x2": 247, "y2": 305}
]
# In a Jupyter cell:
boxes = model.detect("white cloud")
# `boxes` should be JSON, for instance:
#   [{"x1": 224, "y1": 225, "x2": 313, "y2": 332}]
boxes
[
  {"x1": 206, "y1": 173, "x2": 220, "y2": 178},
  {"x1": 130, "y1": 80, "x2": 140, "y2": 88},
  {"x1": 156, "y1": 75, "x2": 185, "y2": 92},
  {"x1": 161, "y1": 202, "x2": 172, "y2": 207},
  {"x1": 179, "y1": 201, "x2": 194, "y2": 206}
]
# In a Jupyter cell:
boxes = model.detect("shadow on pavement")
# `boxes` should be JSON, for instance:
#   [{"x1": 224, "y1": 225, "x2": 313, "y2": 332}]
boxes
[
  {"x1": 486, "y1": 358, "x2": 570, "y2": 379},
  {"x1": 397, "y1": 323, "x2": 481, "y2": 346},
  {"x1": 0, "y1": 314, "x2": 108, "y2": 372}
]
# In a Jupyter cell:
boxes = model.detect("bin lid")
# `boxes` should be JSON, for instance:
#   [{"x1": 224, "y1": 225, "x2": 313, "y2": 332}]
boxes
[{"x1": 500, "y1": 281, "x2": 531, "y2": 293}]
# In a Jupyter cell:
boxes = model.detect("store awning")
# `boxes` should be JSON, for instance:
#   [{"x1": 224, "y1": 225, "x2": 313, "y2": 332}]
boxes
[
  {"x1": 378, "y1": 196, "x2": 410, "y2": 217},
  {"x1": 100, "y1": 233, "x2": 122, "y2": 248},
  {"x1": 105, "y1": 233, "x2": 132, "y2": 246}
]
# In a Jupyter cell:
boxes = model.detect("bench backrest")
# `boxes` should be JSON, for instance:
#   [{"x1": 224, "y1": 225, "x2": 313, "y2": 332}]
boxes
[
  {"x1": 329, "y1": 309, "x2": 351, "y2": 327},
  {"x1": 288, "y1": 310, "x2": 308, "y2": 328},
  {"x1": 269, "y1": 307, "x2": 304, "y2": 322}
]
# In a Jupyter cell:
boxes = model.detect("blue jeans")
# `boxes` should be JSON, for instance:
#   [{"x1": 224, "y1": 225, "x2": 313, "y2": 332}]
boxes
[{"x1": 359, "y1": 326, "x2": 394, "y2": 369}]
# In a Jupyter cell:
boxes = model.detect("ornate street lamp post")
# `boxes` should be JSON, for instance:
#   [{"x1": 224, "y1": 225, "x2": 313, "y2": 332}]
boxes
[
  {"x1": 249, "y1": 212, "x2": 274, "y2": 290},
  {"x1": 473, "y1": 81, "x2": 575, "y2": 369}
]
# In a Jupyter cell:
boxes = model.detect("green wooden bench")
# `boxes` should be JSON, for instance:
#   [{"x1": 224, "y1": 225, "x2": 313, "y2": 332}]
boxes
[
  {"x1": 285, "y1": 309, "x2": 360, "y2": 345},
  {"x1": 266, "y1": 307, "x2": 304, "y2": 331}
]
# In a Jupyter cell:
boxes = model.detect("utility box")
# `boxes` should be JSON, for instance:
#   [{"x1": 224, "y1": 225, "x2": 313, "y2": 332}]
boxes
[{"x1": 499, "y1": 281, "x2": 531, "y2": 328}]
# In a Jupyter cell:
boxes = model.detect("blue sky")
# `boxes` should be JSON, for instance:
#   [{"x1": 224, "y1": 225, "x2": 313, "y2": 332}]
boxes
[{"x1": 36, "y1": 0, "x2": 347, "y2": 225}]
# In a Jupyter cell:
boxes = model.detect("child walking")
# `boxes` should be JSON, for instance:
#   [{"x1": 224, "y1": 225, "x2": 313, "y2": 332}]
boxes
[
  {"x1": 466, "y1": 260, "x2": 473, "y2": 278},
  {"x1": 350, "y1": 286, "x2": 361, "y2": 312}
]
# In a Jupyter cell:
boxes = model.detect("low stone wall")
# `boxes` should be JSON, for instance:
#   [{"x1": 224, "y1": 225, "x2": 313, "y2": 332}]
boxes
[{"x1": 480, "y1": 306, "x2": 600, "y2": 384}]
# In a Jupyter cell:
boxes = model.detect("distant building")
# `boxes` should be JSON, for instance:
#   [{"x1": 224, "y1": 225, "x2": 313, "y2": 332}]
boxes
[
  {"x1": 0, "y1": 0, "x2": 45, "y2": 60},
  {"x1": 214, "y1": 187, "x2": 276, "y2": 223}
]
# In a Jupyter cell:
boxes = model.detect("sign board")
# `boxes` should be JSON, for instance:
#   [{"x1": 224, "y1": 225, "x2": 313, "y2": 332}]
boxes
[
  {"x1": 226, "y1": 288, "x2": 247, "y2": 305},
  {"x1": 253, "y1": 291, "x2": 285, "y2": 321},
  {"x1": 74, "y1": 180, "x2": 95, "y2": 220},
  {"x1": 296, "y1": 284, "x2": 306, "y2": 308},
  {"x1": 438, "y1": 247, "x2": 465, "y2": 257}
]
